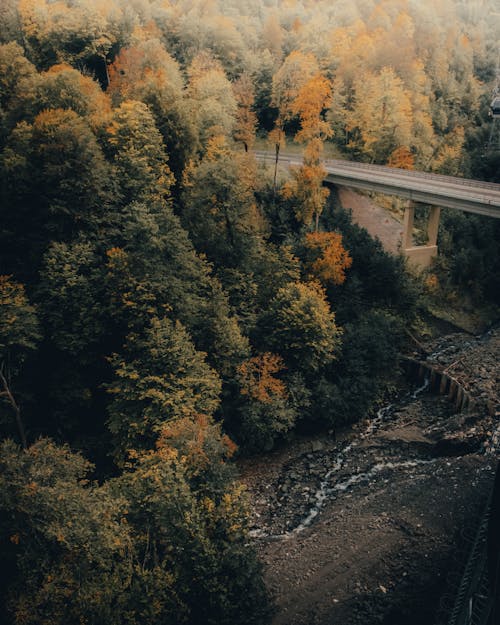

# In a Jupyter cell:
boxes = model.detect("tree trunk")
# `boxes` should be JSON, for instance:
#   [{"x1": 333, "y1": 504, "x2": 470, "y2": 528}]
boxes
[
  {"x1": 102, "y1": 55, "x2": 110, "y2": 89},
  {"x1": 0, "y1": 368, "x2": 27, "y2": 449},
  {"x1": 273, "y1": 142, "x2": 280, "y2": 199}
]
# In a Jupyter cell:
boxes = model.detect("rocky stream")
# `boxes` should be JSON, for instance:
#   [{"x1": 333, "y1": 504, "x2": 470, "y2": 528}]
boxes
[{"x1": 239, "y1": 327, "x2": 500, "y2": 625}]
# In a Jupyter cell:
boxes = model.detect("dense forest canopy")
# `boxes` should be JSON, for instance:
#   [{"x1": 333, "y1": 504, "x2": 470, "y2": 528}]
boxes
[{"x1": 0, "y1": 0, "x2": 499, "y2": 623}]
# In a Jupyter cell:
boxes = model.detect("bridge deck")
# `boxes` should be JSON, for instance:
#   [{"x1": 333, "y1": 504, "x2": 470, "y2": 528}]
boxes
[{"x1": 255, "y1": 151, "x2": 500, "y2": 218}]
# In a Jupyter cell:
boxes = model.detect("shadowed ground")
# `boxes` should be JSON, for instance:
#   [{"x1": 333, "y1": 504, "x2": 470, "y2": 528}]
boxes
[{"x1": 337, "y1": 187, "x2": 404, "y2": 255}]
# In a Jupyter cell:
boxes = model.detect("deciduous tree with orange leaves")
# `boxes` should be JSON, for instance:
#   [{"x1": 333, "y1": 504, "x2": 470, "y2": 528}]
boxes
[
  {"x1": 281, "y1": 138, "x2": 329, "y2": 230},
  {"x1": 235, "y1": 352, "x2": 297, "y2": 452},
  {"x1": 233, "y1": 73, "x2": 257, "y2": 152},
  {"x1": 305, "y1": 231, "x2": 352, "y2": 286},
  {"x1": 282, "y1": 73, "x2": 333, "y2": 230},
  {"x1": 238, "y1": 352, "x2": 288, "y2": 404}
]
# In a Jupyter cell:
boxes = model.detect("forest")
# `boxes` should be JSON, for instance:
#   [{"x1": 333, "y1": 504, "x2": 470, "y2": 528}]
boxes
[{"x1": 0, "y1": 0, "x2": 499, "y2": 623}]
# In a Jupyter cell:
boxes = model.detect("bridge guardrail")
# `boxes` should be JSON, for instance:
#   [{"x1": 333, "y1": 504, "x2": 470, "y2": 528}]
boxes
[
  {"x1": 254, "y1": 151, "x2": 500, "y2": 194},
  {"x1": 254, "y1": 151, "x2": 500, "y2": 213}
]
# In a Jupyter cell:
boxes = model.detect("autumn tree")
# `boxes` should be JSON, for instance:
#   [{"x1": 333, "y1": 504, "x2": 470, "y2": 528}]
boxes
[
  {"x1": 181, "y1": 135, "x2": 265, "y2": 268},
  {"x1": 238, "y1": 352, "x2": 287, "y2": 405},
  {"x1": 261, "y1": 12, "x2": 284, "y2": 59},
  {"x1": 156, "y1": 2, "x2": 246, "y2": 76},
  {"x1": 158, "y1": 413, "x2": 237, "y2": 493},
  {"x1": 1, "y1": 436, "x2": 271, "y2": 625},
  {"x1": 388, "y1": 145, "x2": 415, "y2": 170},
  {"x1": 304, "y1": 231, "x2": 352, "y2": 286},
  {"x1": 17, "y1": 0, "x2": 129, "y2": 77},
  {"x1": 187, "y1": 52, "x2": 237, "y2": 149},
  {"x1": 345, "y1": 67, "x2": 414, "y2": 163},
  {"x1": 0, "y1": 439, "x2": 138, "y2": 625},
  {"x1": 267, "y1": 124, "x2": 286, "y2": 197},
  {"x1": 233, "y1": 352, "x2": 297, "y2": 451},
  {"x1": 281, "y1": 140, "x2": 330, "y2": 230},
  {"x1": 0, "y1": 42, "x2": 37, "y2": 117},
  {"x1": 282, "y1": 73, "x2": 333, "y2": 230},
  {"x1": 269, "y1": 50, "x2": 320, "y2": 183},
  {"x1": 271, "y1": 50, "x2": 319, "y2": 121},
  {"x1": 111, "y1": 441, "x2": 272, "y2": 625},
  {"x1": 107, "y1": 39, "x2": 196, "y2": 183},
  {"x1": 233, "y1": 73, "x2": 257, "y2": 152},
  {"x1": 19, "y1": 63, "x2": 112, "y2": 132}
]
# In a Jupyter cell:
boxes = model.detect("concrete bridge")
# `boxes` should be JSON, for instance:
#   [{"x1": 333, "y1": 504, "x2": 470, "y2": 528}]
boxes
[{"x1": 255, "y1": 151, "x2": 500, "y2": 267}]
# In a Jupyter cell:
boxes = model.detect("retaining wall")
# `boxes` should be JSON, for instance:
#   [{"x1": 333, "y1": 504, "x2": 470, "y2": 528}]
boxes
[{"x1": 401, "y1": 357, "x2": 476, "y2": 414}]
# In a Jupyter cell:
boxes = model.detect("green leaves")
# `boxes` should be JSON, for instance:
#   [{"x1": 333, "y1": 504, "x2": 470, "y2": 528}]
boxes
[
  {"x1": 106, "y1": 100, "x2": 174, "y2": 203},
  {"x1": 107, "y1": 316, "x2": 222, "y2": 464},
  {"x1": 181, "y1": 138, "x2": 264, "y2": 268},
  {"x1": 0, "y1": 438, "x2": 135, "y2": 625},
  {"x1": 0, "y1": 434, "x2": 270, "y2": 625},
  {"x1": 261, "y1": 280, "x2": 341, "y2": 373}
]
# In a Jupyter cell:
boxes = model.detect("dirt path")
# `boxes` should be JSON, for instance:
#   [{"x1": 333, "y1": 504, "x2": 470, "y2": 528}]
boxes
[
  {"x1": 240, "y1": 329, "x2": 500, "y2": 625},
  {"x1": 337, "y1": 187, "x2": 404, "y2": 255}
]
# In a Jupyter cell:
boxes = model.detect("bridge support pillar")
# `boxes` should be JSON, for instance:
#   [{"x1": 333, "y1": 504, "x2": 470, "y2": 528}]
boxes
[
  {"x1": 402, "y1": 201, "x2": 415, "y2": 249},
  {"x1": 427, "y1": 206, "x2": 441, "y2": 247},
  {"x1": 402, "y1": 202, "x2": 440, "y2": 269}
]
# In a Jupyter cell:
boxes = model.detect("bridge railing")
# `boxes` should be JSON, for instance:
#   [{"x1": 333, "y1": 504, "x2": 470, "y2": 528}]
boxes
[
  {"x1": 323, "y1": 160, "x2": 500, "y2": 192},
  {"x1": 254, "y1": 150, "x2": 500, "y2": 192}
]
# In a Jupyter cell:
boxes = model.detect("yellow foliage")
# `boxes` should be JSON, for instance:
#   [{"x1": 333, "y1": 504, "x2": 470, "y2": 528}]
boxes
[
  {"x1": 292, "y1": 74, "x2": 333, "y2": 144},
  {"x1": 305, "y1": 231, "x2": 352, "y2": 286},
  {"x1": 205, "y1": 134, "x2": 231, "y2": 161}
]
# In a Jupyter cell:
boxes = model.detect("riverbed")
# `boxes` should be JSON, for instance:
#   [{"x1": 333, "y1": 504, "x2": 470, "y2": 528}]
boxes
[{"x1": 239, "y1": 328, "x2": 499, "y2": 624}]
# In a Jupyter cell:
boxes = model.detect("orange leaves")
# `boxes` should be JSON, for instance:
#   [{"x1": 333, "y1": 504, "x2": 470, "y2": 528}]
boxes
[
  {"x1": 346, "y1": 67, "x2": 414, "y2": 163},
  {"x1": 238, "y1": 352, "x2": 287, "y2": 404},
  {"x1": 0, "y1": 275, "x2": 28, "y2": 319},
  {"x1": 159, "y1": 414, "x2": 212, "y2": 473},
  {"x1": 281, "y1": 158, "x2": 329, "y2": 228},
  {"x1": 424, "y1": 273, "x2": 439, "y2": 294},
  {"x1": 305, "y1": 231, "x2": 352, "y2": 286},
  {"x1": 268, "y1": 126, "x2": 285, "y2": 151},
  {"x1": 388, "y1": 146, "x2": 414, "y2": 170},
  {"x1": 108, "y1": 45, "x2": 146, "y2": 101},
  {"x1": 205, "y1": 134, "x2": 231, "y2": 161},
  {"x1": 278, "y1": 68, "x2": 332, "y2": 229},
  {"x1": 158, "y1": 413, "x2": 237, "y2": 478},
  {"x1": 292, "y1": 74, "x2": 333, "y2": 144},
  {"x1": 105, "y1": 247, "x2": 129, "y2": 292},
  {"x1": 106, "y1": 246, "x2": 127, "y2": 263},
  {"x1": 232, "y1": 73, "x2": 257, "y2": 151},
  {"x1": 272, "y1": 50, "x2": 319, "y2": 117},
  {"x1": 18, "y1": 0, "x2": 46, "y2": 40}
]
